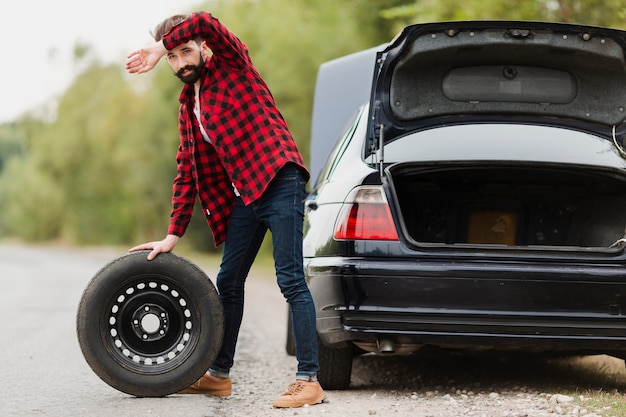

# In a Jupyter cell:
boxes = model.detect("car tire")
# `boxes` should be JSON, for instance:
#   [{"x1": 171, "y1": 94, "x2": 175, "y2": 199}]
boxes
[
  {"x1": 285, "y1": 308, "x2": 296, "y2": 356},
  {"x1": 76, "y1": 251, "x2": 224, "y2": 397},
  {"x1": 317, "y1": 336, "x2": 353, "y2": 390}
]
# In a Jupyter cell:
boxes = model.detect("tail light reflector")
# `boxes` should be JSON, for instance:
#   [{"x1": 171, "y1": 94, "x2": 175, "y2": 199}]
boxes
[{"x1": 333, "y1": 186, "x2": 399, "y2": 241}]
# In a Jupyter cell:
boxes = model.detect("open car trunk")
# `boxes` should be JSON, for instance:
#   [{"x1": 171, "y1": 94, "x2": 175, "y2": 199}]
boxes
[{"x1": 388, "y1": 163, "x2": 626, "y2": 250}]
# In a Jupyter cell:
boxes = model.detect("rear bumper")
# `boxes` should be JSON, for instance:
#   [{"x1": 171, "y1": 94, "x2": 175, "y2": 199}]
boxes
[{"x1": 306, "y1": 256, "x2": 626, "y2": 355}]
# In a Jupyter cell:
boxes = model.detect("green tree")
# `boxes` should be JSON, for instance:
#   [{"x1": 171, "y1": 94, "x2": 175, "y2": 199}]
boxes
[
  {"x1": 0, "y1": 62, "x2": 177, "y2": 244},
  {"x1": 0, "y1": 155, "x2": 64, "y2": 240},
  {"x1": 4, "y1": 0, "x2": 626, "y2": 248},
  {"x1": 0, "y1": 123, "x2": 25, "y2": 173}
]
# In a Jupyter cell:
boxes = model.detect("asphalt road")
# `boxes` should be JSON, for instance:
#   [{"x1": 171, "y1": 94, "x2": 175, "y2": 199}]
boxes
[{"x1": 0, "y1": 243, "x2": 233, "y2": 417}]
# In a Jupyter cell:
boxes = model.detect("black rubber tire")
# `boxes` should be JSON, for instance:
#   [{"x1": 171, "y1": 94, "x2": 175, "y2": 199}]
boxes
[
  {"x1": 285, "y1": 308, "x2": 296, "y2": 356},
  {"x1": 317, "y1": 335, "x2": 353, "y2": 390},
  {"x1": 76, "y1": 251, "x2": 224, "y2": 397}
]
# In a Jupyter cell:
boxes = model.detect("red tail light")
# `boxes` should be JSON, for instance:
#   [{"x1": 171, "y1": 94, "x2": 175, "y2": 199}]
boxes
[{"x1": 333, "y1": 186, "x2": 399, "y2": 241}]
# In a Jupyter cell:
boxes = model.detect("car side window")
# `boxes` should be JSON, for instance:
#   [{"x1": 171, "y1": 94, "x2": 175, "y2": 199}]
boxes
[{"x1": 315, "y1": 106, "x2": 364, "y2": 188}]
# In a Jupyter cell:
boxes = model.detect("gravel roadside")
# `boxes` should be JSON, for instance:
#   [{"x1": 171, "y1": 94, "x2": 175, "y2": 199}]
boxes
[{"x1": 195, "y1": 259, "x2": 626, "y2": 417}]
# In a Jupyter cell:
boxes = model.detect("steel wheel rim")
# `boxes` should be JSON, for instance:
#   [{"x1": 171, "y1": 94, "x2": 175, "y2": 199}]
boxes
[{"x1": 104, "y1": 275, "x2": 199, "y2": 374}]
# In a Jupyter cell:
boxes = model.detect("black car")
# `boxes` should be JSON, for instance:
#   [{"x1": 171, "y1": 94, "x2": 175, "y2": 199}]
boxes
[{"x1": 296, "y1": 21, "x2": 626, "y2": 390}]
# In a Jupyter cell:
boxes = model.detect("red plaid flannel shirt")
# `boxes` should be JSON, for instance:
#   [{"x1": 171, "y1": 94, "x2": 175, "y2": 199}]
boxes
[{"x1": 164, "y1": 11, "x2": 308, "y2": 245}]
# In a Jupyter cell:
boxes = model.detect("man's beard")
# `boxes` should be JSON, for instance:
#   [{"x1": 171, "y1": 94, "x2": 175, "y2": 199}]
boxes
[{"x1": 175, "y1": 57, "x2": 205, "y2": 84}]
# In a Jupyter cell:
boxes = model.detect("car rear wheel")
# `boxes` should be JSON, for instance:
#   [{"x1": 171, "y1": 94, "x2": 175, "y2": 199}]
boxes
[
  {"x1": 76, "y1": 251, "x2": 224, "y2": 397},
  {"x1": 317, "y1": 336, "x2": 353, "y2": 390}
]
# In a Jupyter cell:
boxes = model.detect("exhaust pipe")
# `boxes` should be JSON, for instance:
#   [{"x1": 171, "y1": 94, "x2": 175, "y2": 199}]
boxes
[{"x1": 377, "y1": 338, "x2": 395, "y2": 354}]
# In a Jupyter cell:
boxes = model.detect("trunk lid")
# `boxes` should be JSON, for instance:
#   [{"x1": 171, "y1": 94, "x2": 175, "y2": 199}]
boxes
[{"x1": 367, "y1": 21, "x2": 626, "y2": 157}]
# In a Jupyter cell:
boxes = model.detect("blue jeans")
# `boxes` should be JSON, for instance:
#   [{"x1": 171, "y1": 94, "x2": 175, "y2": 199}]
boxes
[{"x1": 210, "y1": 163, "x2": 319, "y2": 380}]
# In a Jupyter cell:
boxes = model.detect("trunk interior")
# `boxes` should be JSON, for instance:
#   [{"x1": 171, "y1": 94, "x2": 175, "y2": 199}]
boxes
[{"x1": 388, "y1": 164, "x2": 626, "y2": 249}]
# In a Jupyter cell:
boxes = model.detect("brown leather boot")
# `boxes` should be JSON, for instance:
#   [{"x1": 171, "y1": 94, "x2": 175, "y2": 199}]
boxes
[
  {"x1": 178, "y1": 372, "x2": 232, "y2": 396},
  {"x1": 272, "y1": 380, "x2": 325, "y2": 408}
]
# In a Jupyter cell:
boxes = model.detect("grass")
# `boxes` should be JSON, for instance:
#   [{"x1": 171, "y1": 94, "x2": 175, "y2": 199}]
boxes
[
  {"x1": 578, "y1": 390, "x2": 626, "y2": 416},
  {"x1": 556, "y1": 356, "x2": 626, "y2": 416}
]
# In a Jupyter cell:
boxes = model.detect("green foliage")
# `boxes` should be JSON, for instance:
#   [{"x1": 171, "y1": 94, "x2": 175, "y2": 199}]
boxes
[
  {"x1": 0, "y1": 62, "x2": 180, "y2": 244},
  {"x1": 0, "y1": 123, "x2": 25, "y2": 173},
  {"x1": 3, "y1": 0, "x2": 626, "y2": 248},
  {"x1": 0, "y1": 156, "x2": 64, "y2": 240}
]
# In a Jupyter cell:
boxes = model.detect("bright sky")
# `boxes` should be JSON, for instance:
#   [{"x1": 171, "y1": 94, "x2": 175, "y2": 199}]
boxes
[{"x1": 0, "y1": 0, "x2": 203, "y2": 123}]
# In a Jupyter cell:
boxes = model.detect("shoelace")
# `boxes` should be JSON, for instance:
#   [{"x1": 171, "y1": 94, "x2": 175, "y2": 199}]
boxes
[{"x1": 284, "y1": 381, "x2": 306, "y2": 395}]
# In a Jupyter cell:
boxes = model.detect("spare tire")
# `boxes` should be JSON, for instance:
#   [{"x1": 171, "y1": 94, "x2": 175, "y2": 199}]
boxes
[{"x1": 76, "y1": 251, "x2": 224, "y2": 397}]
